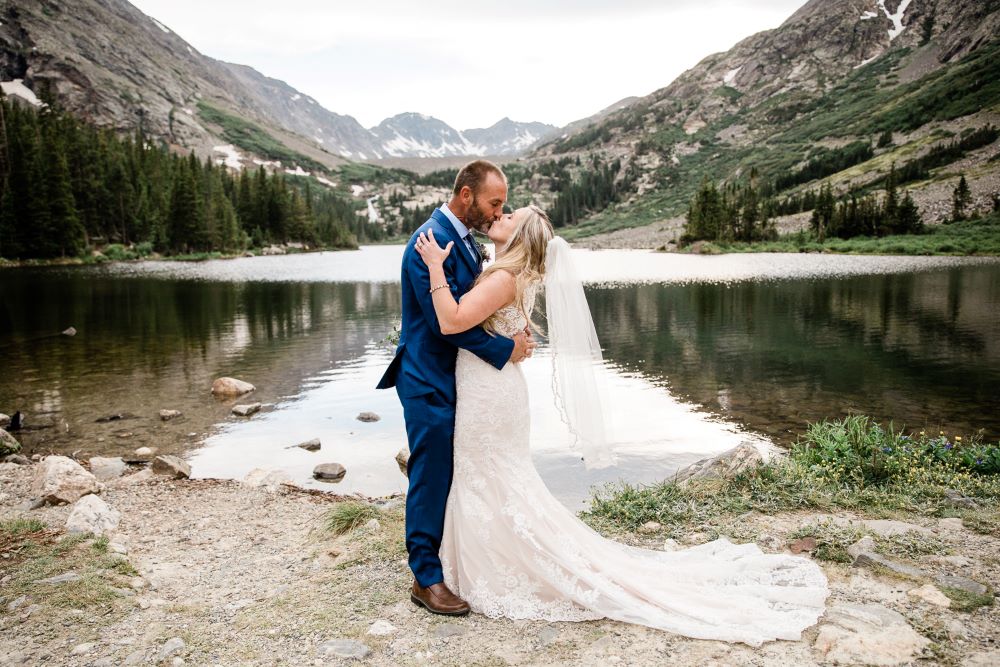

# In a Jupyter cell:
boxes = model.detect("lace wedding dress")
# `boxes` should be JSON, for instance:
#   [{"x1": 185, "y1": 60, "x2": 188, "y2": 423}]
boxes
[{"x1": 439, "y1": 289, "x2": 829, "y2": 646}]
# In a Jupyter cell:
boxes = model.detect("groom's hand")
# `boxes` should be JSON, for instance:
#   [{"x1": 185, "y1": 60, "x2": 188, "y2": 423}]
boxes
[{"x1": 509, "y1": 332, "x2": 529, "y2": 363}]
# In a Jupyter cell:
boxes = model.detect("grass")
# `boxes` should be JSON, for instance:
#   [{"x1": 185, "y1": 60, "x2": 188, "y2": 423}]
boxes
[
  {"x1": 940, "y1": 587, "x2": 995, "y2": 612},
  {"x1": 680, "y1": 212, "x2": 1000, "y2": 256},
  {"x1": 0, "y1": 518, "x2": 138, "y2": 618},
  {"x1": 583, "y1": 415, "x2": 1000, "y2": 536},
  {"x1": 325, "y1": 500, "x2": 385, "y2": 535}
]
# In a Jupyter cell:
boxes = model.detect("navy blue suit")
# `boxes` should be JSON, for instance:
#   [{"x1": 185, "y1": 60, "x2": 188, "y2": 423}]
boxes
[{"x1": 377, "y1": 208, "x2": 514, "y2": 586}]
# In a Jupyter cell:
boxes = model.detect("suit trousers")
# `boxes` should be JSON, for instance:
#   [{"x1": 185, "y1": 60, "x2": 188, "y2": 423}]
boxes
[{"x1": 399, "y1": 388, "x2": 455, "y2": 587}]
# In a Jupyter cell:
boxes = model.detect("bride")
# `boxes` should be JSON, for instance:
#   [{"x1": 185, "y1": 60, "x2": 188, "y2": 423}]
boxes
[{"x1": 412, "y1": 205, "x2": 828, "y2": 646}]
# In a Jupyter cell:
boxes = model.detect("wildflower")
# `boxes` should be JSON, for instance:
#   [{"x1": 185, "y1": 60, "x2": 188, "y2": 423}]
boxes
[
  {"x1": 920, "y1": 431, "x2": 926, "y2": 436},
  {"x1": 955, "y1": 436, "x2": 962, "y2": 442},
  {"x1": 945, "y1": 443, "x2": 953, "y2": 450}
]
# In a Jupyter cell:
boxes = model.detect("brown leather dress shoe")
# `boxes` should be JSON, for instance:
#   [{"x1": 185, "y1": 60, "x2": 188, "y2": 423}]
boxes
[{"x1": 410, "y1": 580, "x2": 471, "y2": 616}]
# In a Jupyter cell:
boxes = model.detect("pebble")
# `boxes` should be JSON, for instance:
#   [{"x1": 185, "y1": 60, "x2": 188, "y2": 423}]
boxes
[
  {"x1": 231, "y1": 403, "x2": 262, "y2": 417},
  {"x1": 70, "y1": 643, "x2": 95, "y2": 655}
]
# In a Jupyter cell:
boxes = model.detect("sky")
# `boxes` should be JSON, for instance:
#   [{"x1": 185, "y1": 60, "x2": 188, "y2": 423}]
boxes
[{"x1": 128, "y1": 0, "x2": 807, "y2": 130}]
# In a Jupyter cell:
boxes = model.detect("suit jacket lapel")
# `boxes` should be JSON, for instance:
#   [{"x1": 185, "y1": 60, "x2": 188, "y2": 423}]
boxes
[{"x1": 431, "y1": 208, "x2": 479, "y2": 276}]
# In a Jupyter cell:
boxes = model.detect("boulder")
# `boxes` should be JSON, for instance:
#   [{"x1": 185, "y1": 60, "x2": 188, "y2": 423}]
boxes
[
  {"x1": 356, "y1": 411, "x2": 381, "y2": 422},
  {"x1": 673, "y1": 442, "x2": 771, "y2": 486},
  {"x1": 88, "y1": 456, "x2": 126, "y2": 481},
  {"x1": 814, "y1": 603, "x2": 930, "y2": 666},
  {"x1": 0, "y1": 413, "x2": 9, "y2": 428},
  {"x1": 151, "y1": 455, "x2": 191, "y2": 479},
  {"x1": 211, "y1": 377, "x2": 255, "y2": 396},
  {"x1": 395, "y1": 447, "x2": 409, "y2": 476},
  {"x1": 31, "y1": 455, "x2": 100, "y2": 504},
  {"x1": 231, "y1": 403, "x2": 261, "y2": 417},
  {"x1": 159, "y1": 409, "x2": 182, "y2": 421},
  {"x1": 66, "y1": 494, "x2": 121, "y2": 536},
  {"x1": 0, "y1": 428, "x2": 21, "y2": 456},
  {"x1": 313, "y1": 463, "x2": 346, "y2": 482}
]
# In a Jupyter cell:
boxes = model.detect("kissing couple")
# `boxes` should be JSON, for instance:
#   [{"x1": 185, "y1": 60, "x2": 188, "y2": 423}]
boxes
[{"x1": 377, "y1": 160, "x2": 828, "y2": 645}]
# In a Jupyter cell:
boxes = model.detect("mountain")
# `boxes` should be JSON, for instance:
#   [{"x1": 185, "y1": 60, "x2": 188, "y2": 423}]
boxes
[
  {"x1": 525, "y1": 0, "x2": 1000, "y2": 236},
  {"x1": 369, "y1": 113, "x2": 558, "y2": 159},
  {"x1": 0, "y1": 0, "x2": 556, "y2": 172}
]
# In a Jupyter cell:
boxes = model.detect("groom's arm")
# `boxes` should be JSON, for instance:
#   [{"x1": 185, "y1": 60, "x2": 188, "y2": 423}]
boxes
[{"x1": 406, "y1": 246, "x2": 515, "y2": 370}]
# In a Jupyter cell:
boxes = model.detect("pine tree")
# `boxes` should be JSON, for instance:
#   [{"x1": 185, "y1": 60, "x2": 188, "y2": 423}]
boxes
[{"x1": 951, "y1": 174, "x2": 971, "y2": 222}]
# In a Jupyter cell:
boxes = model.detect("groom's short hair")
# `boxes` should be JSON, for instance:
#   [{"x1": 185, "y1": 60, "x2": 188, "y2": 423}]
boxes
[{"x1": 453, "y1": 160, "x2": 506, "y2": 196}]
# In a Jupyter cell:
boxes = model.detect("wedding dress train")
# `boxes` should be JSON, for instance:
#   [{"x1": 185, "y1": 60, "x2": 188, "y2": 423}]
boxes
[{"x1": 439, "y1": 298, "x2": 829, "y2": 647}]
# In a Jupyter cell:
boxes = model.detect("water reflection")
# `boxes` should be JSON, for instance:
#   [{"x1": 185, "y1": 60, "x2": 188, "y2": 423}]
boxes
[{"x1": 589, "y1": 265, "x2": 1000, "y2": 443}]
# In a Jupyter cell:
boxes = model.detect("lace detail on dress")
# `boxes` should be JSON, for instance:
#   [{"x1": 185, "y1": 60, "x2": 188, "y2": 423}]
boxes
[{"x1": 439, "y1": 284, "x2": 828, "y2": 646}]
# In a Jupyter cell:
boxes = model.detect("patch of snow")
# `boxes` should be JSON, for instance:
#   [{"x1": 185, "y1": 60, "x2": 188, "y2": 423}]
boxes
[
  {"x1": 314, "y1": 136, "x2": 324, "y2": 144},
  {"x1": 366, "y1": 196, "x2": 380, "y2": 223},
  {"x1": 860, "y1": 10, "x2": 878, "y2": 20},
  {"x1": 212, "y1": 144, "x2": 243, "y2": 170},
  {"x1": 187, "y1": 46, "x2": 195, "y2": 55},
  {"x1": 723, "y1": 66, "x2": 742, "y2": 85},
  {"x1": 285, "y1": 166, "x2": 309, "y2": 177},
  {"x1": 307, "y1": 98, "x2": 315, "y2": 104},
  {"x1": 315, "y1": 176, "x2": 336, "y2": 188},
  {"x1": 877, "y1": 0, "x2": 912, "y2": 41},
  {"x1": 182, "y1": 108, "x2": 193, "y2": 116},
  {"x1": 0, "y1": 79, "x2": 44, "y2": 107},
  {"x1": 357, "y1": 152, "x2": 367, "y2": 159},
  {"x1": 339, "y1": 150, "x2": 353, "y2": 158},
  {"x1": 252, "y1": 158, "x2": 281, "y2": 168},
  {"x1": 151, "y1": 18, "x2": 171, "y2": 34},
  {"x1": 291, "y1": 94, "x2": 301, "y2": 102},
  {"x1": 854, "y1": 55, "x2": 880, "y2": 69},
  {"x1": 351, "y1": 185, "x2": 365, "y2": 197}
]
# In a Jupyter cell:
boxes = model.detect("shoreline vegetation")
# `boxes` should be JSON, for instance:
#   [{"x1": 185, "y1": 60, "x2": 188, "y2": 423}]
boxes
[{"x1": 666, "y1": 212, "x2": 1000, "y2": 256}]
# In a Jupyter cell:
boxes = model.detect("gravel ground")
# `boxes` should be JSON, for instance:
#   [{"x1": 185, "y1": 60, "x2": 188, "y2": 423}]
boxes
[{"x1": 2, "y1": 462, "x2": 998, "y2": 666}]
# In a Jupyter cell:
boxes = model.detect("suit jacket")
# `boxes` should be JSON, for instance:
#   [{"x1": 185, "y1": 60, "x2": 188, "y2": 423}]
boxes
[{"x1": 376, "y1": 208, "x2": 514, "y2": 402}]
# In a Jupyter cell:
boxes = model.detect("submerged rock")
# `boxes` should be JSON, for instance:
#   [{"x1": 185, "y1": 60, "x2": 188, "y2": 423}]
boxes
[
  {"x1": 357, "y1": 411, "x2": 381, "y2": 422},
  {"x1": 159, "y1": 409, "x2": 183, "y2": 421},
  {"x1": 231, "y1": 403, "x2": 261, "y2": 417},
  {"x1": 313, "y1": 462, "x2": 346, "y2": 482},
  {"x1": 211, "y1": 377, "x2": 255, "y2": 396}
]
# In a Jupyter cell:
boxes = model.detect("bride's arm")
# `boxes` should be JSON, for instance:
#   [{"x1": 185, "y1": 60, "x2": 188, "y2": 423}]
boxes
[{"x1": 415, "y1": 229, "x2": 515, "y2": 335}]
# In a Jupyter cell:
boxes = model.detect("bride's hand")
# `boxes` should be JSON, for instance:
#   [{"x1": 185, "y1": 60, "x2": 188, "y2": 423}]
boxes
[{"x1": 415, "y1": 229, "x2": 452, "y2": 267}]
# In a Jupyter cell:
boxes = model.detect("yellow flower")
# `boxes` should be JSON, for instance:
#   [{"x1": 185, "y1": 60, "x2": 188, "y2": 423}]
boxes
[{"x1": 955, "y1": 436, "x2": 962, "y2": 442}]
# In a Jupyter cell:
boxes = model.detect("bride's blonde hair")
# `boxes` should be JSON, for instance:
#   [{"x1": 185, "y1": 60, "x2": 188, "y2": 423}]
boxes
[{"x1": 477, "y1": 204, "x2": 554, "y2": 336}]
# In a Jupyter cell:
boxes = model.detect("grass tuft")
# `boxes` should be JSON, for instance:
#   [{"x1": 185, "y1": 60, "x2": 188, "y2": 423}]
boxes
[{"x1": 325, "y1": 501, "x2": 384, "y2": 535}]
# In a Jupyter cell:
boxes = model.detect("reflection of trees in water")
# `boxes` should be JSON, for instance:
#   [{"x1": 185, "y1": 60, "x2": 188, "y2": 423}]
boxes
[
  {"x1": 587, "y1": 266, "x2": 1000, "y2": 443},
  {"x1": 0, "y1": 273, "x2": 402, "y2": 456}
]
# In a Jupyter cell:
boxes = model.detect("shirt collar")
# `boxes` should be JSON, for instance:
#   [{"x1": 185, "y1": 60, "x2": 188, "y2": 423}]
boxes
[{"x1": 440, "y1": 203, "x2": 471, "y2": 239}]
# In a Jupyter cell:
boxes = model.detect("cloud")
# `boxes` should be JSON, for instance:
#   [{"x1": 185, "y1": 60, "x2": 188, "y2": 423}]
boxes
[{"x1": 129, "y1": 0, "x2": 805, "y2": 128}]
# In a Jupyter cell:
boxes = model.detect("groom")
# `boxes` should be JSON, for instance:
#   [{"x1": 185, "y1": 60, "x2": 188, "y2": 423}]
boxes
[{"x1": 377, "y1": 160, "x2": 533, "y2": 615}]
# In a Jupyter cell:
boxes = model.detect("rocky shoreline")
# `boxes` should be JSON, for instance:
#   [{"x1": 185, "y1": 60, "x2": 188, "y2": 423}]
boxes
[{"x1": 1, "y1": 441, "x2": 997, "y2": 666}]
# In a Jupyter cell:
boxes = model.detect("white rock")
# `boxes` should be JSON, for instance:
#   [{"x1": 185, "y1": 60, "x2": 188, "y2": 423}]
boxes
[
  {"x1": 243, "y1": 468, "x2": 293, "y2": 490},
  {"x1": 638, "y1": 521, "x2": 662, "y2": 534},
  {"x1": 211, "y1": 377, "x2": 255, "y2": 396},
  {"x1": 157, "y1": 637, "x2": 185, "y2": 661},
  {"x1": 0, "y1": 413, "x2": 9, "y2": 428},
  {"x1": 908, "y1": 584, "x2": 951, "y2": 608},
  {"x1": 847, "y1": 536, "x2": 876, "y2": 561},
  {"x1": 367, "y1": 619, "x2": 396, "y2": 636},
  {"x1": 317, "y1": 639, "x2": 370, "y2": 659},
  {"x1": 364, "y1": 518, "x2": 381, "y2": 531},
  {"x1": 31, "y1": 455, "x2": 100, "y2": 504},
  {"x1": 814, "y1": 603, "x2": 930, "y2": 666},
  {"x1": 89, "y1": 456, "x2": 126, "y2": 481},
  {"x1": 71, "y1": 643, "x2": 96, "y2": 655},
  {"x1": 66, "y1": 494, "x2": 121, "y2": 536},
  {"x1": 662, "y1": 539, "x2": 680, "y2": 551},
  {"x1": 135, "y1": 446, "x2": 155, "y2": 457}
]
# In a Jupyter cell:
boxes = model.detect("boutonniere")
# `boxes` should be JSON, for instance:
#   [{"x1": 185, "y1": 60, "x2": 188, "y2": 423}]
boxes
[{"x1": 476, "y1": 240, "x2": 490, "y2": 263}]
